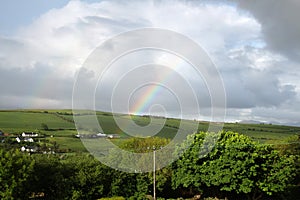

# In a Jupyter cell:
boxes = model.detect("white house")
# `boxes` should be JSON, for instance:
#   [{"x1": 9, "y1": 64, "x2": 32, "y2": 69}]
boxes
[
  {"x1": 24, "y1": 137, "x2": 34, "y2": 142},
  {"x1": 22, "y1": 132, "x2": 38, "y2": 137},
  {"x1": 16, "y1": 137, "x2": 21, "y2": 143},
  {"x1": 16, "y1": 137, "x2": 34, "y2": 143}
]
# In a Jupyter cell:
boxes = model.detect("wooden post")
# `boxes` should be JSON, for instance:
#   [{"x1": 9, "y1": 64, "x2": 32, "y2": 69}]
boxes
[{"x1": 153, "y1": 149, "x2": 156, "y2": 200}]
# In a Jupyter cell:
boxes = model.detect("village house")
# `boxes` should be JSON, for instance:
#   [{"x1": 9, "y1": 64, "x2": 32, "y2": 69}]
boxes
[
  {"x1": 16, "y1": 136, "x2": 34, "y2": 143},
  {"x1": 22, "y1": 132, "x2": 38, "y2": 137}
]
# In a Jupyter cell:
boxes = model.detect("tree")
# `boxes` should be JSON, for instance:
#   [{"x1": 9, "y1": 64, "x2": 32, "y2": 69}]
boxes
[
  {"x1": 109, "y1": 171, "x2": 139, "y2": 198},
  {"x1": 68, "y1": 154, "x2": 112, "y2": 200},
  {"x1": 106, "y1": 137, "x2": 173, "y2": 199},
  {"x1": 41, "y1": 123, "x2": 49, "y2": 130},
  {"x1": 172, "y1": 131, "x2": 297, "y2": 200},
  {"x1": 105, "y1": 137, "x2": 171, "y2": 171},
  {"x1": 28, "y1": 154, "x2": 72, "y2": 199},
  {"x1": 0, "y1": 149, "x2": 35, "y2": 199},
  {"x1": 274, "y1": 134, "x2": 300, "y2": 198}
]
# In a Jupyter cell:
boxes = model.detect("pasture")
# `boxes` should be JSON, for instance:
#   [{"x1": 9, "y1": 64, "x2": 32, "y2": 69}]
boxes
[{"x1": 0, "y1": 110, "x2": 299, "y2": 152}]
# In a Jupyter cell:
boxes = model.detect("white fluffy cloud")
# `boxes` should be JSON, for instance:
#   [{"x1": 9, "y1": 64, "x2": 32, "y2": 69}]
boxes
[{"x1": 0, "y1": 0, "x2": 299, "y2": 125}]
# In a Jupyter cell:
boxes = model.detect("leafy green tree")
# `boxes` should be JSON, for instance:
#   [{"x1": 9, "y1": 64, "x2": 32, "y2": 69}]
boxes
[
  {"x1": 119, "y1": 137, "x2": 170, "y2": 153},
  {"x1": 105, "y1": 137, "x2": 171, "y2": 171},
  {"x1": 172, "y1": 131, "x2": 297, "y2": 200},
  {"x1": 106, "y1": 137, "x2": 173, "y2": 199},
  {"x1": 152, "y1": 166, "x2": 174, "y2": 199},
  {"x1": 41, "y1": 123, "x2": 49, "y2": 130},
  {"x1": 0, "y1": 149, "x2": 35, "y2": 199},
  {"x1": 28, "y1": 154, "x2": 73, "y2": 199},
  {"x1": 274, "y1": 134, "x2": 300, "y2": 198},
  {"x1": 110, "y1": 171, "x2": 139, "y2": 198},
  {"x1": 28, "y1": 154, "x2": 114, "y2": 199},
  {"x1": 68, "y1": 154, "x2": 112, "y2": 200}
]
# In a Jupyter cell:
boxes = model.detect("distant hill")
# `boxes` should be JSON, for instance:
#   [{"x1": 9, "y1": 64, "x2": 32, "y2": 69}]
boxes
[
  {"x1": 239, "y1": 120, "x2": 264, "y2": 124},
  {"x1": 239, "y1": 119, "x2": 300, "y2": 127}
]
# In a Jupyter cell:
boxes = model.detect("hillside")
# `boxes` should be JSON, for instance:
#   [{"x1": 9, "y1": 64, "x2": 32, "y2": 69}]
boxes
[{"x1": 0, "y1": 109, "x2": 299, "y2": 152}]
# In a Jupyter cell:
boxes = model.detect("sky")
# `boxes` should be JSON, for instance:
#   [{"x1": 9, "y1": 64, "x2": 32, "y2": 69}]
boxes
[{"x1": 0, "y1": 0, "x2": 299, "y2": 126}]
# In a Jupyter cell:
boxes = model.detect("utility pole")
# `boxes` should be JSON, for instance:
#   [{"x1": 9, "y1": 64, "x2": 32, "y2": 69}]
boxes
[
  {"x1": 149, "y1": 145, "x2": 161, "y2": 200},
  {"x1": 153, "y1": 148, "x2": 156, "y2": 200}
]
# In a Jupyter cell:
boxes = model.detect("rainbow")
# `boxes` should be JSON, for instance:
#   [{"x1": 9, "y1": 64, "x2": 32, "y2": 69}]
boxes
[
  {"x1": 130, "y1": 56, "x2": 185, "y2": 115},
  {"x1": 130, "y1": 84, "x2": 164, "y2": 115}
]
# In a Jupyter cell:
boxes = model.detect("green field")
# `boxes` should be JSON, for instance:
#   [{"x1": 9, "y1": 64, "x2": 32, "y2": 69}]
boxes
[
  {"x1": 0, "y1": 109, "x2": 299, "y2": 152},
  {"x1": 0, "y1": 110, "x2": 75, "y2": 133}
]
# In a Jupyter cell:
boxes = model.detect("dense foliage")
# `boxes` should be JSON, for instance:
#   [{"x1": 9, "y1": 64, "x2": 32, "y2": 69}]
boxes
[
  {"x1": 0, "y1": 149, "x2": 34, "y2": 198},
  {"x1": 172, "y1": 132, "x2": 297, "y2": 200},
  {"x1": 0, "y1": 132, "x2": 299, "y2": 200}
]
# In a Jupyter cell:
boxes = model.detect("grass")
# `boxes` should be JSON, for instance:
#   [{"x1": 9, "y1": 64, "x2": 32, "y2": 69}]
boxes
[
  {"x1": 48, "y1": 136, "x2": 87, "y2": 152},
  {"x1": 1, "y1": 109, "x2": 299, "y2": 152},
  {"x1": 44, "y1": 129, "x2": 77, "y2": 137},
  {"x1": 223, "y1": 122, "x2": 300, "y2": 142},
  {"x1": 0, "y1": 110, "x2": 75, "y2": 133},
  {"x1": 72, "y1": 114, "x2": 179, "y2": 139}
]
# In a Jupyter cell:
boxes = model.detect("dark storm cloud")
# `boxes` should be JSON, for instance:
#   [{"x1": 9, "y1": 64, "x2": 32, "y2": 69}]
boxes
[
  {"x1": 214, "y1": 49, "x2": 297, "y2": 109},
  {"x1": 222, "y1": 67, "x2": 296, "y2": 107},
  {"x1": 232, "y1": 0, "x2": 300, "y2": 61},
  {"x1": 0, "y1": 65, "x2": 73, "y2": 108},
  {"x1": 236, "y1": 67, "x2": 294, "y2": 107}
]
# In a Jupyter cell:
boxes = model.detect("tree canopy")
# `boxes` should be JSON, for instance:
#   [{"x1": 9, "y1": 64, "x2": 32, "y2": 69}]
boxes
[
  {"x1": 0, "y1": 132, "x2": 298, "y2": 199},
  {"x1": 172, "y1": 131, "x2": 297, "y2": 200}
]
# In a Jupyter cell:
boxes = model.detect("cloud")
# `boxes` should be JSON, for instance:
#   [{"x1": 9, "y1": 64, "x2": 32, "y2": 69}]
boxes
[
  {"x1": 233, "y1": 0, "x2": 300, "y2": 62},
  {"x1": 0, "y1": 0, "x2": 299, "y2": 125},
  {"x1": 219, "y1": 47, "x2": 297, "y2": 108},
  {"x1": 0, "y1": 65, "x2": 73, "y2": 109}
]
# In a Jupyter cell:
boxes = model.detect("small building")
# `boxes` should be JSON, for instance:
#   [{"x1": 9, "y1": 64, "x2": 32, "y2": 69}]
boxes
[
  {"x1": 16, "y1": 137, "x2": 21, "y2": 143},
  {"x1": 107, "y1": 134, "x2": 120, "y2": 139},
  {"x1": 16, "y1": 137, "x2": 34, "y2": 143},
  {"x1": 22, "y1": 132, "x2": 38, "y2": 137},
  {"x1": 24, "y1": 137, "x2": 34, "y2": 142}
]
